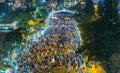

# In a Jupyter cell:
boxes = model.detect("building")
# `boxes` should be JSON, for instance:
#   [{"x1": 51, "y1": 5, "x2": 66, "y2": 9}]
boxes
[
  {"x1": 12, "y1": 0, "x2": 21, "y2": 9},
  {"x1": 21, "y1": 0, "x2": 32, "y2": 7},
  {"x1": 0, "y1": 0, "x2": 6, "y2": 3},
  {"x1": 11, "y1": 0, "x2": 32, "y2": 11},
  {"x1": 0, "y1": 21, "x2": 17, "y2": 32},
  {"x1": 119, "y1": 0, "x2": 120, "y2": 14},
  {"x1": 64, "y1": 0, "x2": 82, "y2": 8},
  {"x1": 0, "y1": 3, "x2": 9, "y2": 17},
  {"x1": 92, "y1": 0, "x2": 99, "y2": 4},
  {"x1": 7, "y1": 0, "x2": 14, "y2": 2}
]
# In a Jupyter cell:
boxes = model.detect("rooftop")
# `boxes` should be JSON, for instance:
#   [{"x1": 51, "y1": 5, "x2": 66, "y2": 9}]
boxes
[
  {"x1": 0, "y1": 20, "x2": 14, "y2": 24},
  {"x1": 0, "y1": 0, "x2": 6, "y2": 3}
]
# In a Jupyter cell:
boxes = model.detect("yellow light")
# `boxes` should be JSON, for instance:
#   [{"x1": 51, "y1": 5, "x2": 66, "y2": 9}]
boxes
[
  {"x1": 87, "y1": 63, "x2": 107, "y2": 73},
  {"x1": 44, "y1": 24, "x2": 48, "y2": 27},
  {"x1": 60, "y1": 44, "x2": 62, "y2": 47},
  {"x1": 80, "y1": 1, "x2": 86, "y2": 5},
  {"x1": 94, "y1": 4, "x2": 98, "y2": 12},
  {"x1": 65, "y1": 17, "x2": 70, "y2": 20},
  {"x1": 31, "y1": 29, "x2": 35, "y2": 32},
  {"x1": 41, "y1": 24, "x2": 48, "y2": 28},
  {"x1": 85, "y1": 56, "x2": 88, "y2": 62},
  {"x1": 22, "y1": 34, "x2": 26, "y2": 40},
  {"x1": 11, "y1": 53, "x2": 17, "y2": 58},
  {"x1": 34, "y1": 21, "x2": 39, "y2": 25},
  {"x1": 27, "y1": 20, "x2": 35, "y2": 26},
  {"x1": 80, "y1": 40, "x2": 84, "y2": 45},
  {"x1": 28, "y1": 19, "x2": 40, "y2": 26}
]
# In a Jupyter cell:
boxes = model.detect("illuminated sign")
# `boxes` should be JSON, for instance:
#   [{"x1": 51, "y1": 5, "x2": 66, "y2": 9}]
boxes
[
  {"x1": 0, "y1": 26, "x2": 13, "y2": 30},
  {"x1": 39, "y1": 0, "x2": 46, "y2": 2},
  {"x1": 0, "y1": 26, "x2": 13, "y2": 32},
  {"x1": 0, "y1": 21, "x2": 17, "y2": 32}
]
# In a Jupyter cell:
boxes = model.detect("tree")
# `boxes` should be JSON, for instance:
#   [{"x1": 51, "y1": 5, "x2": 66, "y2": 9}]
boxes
[
  {"x1": 77, "y1": 0, "x2": 120, "y2": 72},
  {"x1": 6, "y1": 27, "x2": 25, "y2": 43},
  {"x1": 74, "y1": 0, "x2": 119, "y2": 64},
  {"x1": 85, "y1": 0, "x2": 94, "y2": 16},
  {"x1": 98, "y1": 0, "x2": 119, "y2": 24}
]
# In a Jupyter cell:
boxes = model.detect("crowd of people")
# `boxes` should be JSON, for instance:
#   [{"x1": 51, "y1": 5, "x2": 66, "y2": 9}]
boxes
[
  {"x1": 16, "y1": 41, "x2": 86, "y2": 73},
  {"x1": 9, "y1": 11, "x2": 85, "y2": 73},
  {"x1": 38, "y1": 0, "x2": 64, "y2": 12},
  {"x1": 50, "y1": 13, "x2": 77, "y2": 26}
]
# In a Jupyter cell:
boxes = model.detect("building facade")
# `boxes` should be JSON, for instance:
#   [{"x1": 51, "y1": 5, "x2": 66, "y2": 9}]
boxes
[{"x1": 0, "y1": 0, "x2": 6, "y2": 3}]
